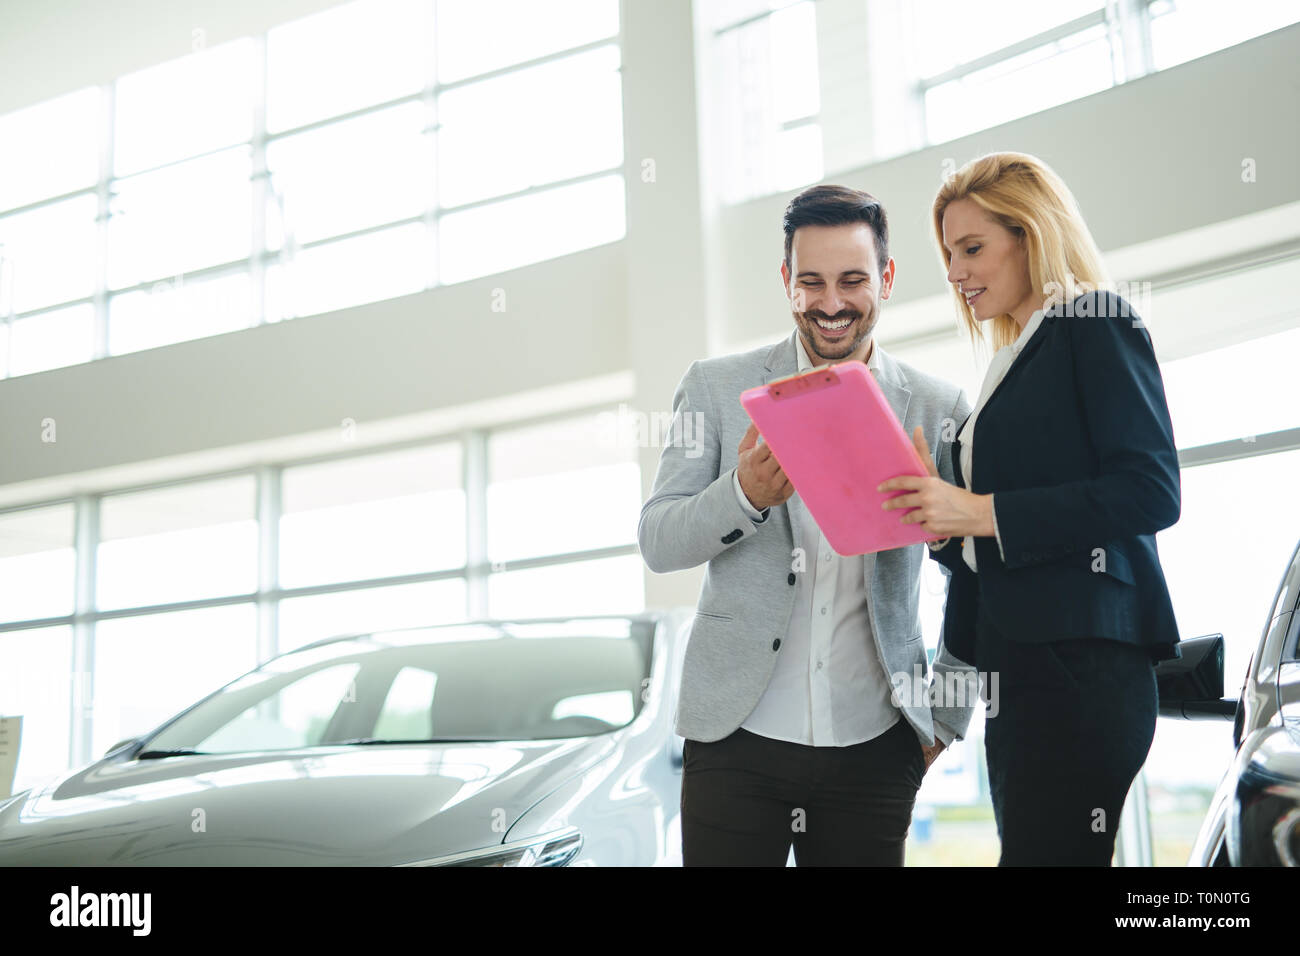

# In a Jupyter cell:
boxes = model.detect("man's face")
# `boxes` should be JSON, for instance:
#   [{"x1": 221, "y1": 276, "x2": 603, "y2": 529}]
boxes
[{"x1": 781, "y1": 223, "x2": 895, "y2": 366}]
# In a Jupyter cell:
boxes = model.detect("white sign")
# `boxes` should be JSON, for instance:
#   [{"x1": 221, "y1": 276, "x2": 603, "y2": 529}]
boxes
[{"x1": 0, "y1": 715, "x2": 21, "y2": 799}]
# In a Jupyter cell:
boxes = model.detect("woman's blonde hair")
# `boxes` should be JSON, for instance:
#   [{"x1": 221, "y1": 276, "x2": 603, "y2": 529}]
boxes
[{"x1": 932, "y1": 152, "x2": 1109, "y2": 351}]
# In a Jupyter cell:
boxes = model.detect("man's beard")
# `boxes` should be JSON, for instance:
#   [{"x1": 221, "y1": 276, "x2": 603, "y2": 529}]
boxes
[{"x1": 795, "y1": 305, "x2": 875, "y2": 361}]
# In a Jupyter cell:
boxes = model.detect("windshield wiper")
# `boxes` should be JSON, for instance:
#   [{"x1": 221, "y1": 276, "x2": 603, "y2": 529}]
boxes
[
  {"x1": 136, "y1": 749, "x2": 208, "y2": 760},
  {"x1": 334, "y1": 736, "x2": 502, "y2": 745},
  {"x1": 133, "y1": 739, "x2": 501, "y2": 759}
]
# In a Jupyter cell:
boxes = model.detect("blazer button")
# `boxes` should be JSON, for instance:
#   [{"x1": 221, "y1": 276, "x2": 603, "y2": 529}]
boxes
[
  {"x1": 787, "y1": 572, "x2": 796, "y2": 585},
  {"x1": 772, "y1": 638, "x2": 781, "y2": 651},
  {"x1": 721, "y1": 529, "x2": 743, "y2": 544}
]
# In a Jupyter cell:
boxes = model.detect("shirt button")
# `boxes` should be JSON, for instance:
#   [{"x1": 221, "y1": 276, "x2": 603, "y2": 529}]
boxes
[
  {"x1": 772, "y1": 638, "x2": 781, "y2": 651},
  {"x1": 787, "y1": 572, "x2": 796, "y2": 585},
  {"x1": 823, "y1": 551, "x2": 831, "y2": 562},
  {"x1": 820, "y1": 607, "x2": 827, "y2": 615},
  {"x1": 816, "y1": 661, "x2": 823, "y2": 669}
]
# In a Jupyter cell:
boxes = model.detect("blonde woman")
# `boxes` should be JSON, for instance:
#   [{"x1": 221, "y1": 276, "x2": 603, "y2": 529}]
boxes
[{"x1": 878, "y1": 152, "x2": 1181, "y2": 865}]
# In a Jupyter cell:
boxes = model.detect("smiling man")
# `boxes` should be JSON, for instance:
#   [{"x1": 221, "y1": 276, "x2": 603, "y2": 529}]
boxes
[{"x1": 639, "y1": 184, "x2": 978, "y2": 866}]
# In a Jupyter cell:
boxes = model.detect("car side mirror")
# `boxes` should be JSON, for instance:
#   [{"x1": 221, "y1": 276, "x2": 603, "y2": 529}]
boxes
[
  {"x1": 104, "y1": 736, "x2": 141, "y2": 756},
  {"x1": 1155, "y1": 633, "x2": 1236, "y2": 720}
]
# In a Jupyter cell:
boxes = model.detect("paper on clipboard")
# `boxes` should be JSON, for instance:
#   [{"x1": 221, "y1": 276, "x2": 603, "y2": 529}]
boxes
[{"x1": 739, "y1": 360, "x2": 941, "y2": 556}]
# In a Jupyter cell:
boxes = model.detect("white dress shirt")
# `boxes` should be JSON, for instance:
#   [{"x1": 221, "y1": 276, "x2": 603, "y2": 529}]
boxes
[
  {"x1": 928, "y1": 308, "x2": 1046, "y2": 572},
  {"x1": 729, "y1": 336, "x2": 908, "y2": 748}
]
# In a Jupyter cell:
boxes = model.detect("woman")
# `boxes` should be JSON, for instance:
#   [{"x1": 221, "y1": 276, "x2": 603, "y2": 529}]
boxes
[{"x1": 878, "y1": 152, "x2": 1181, "y2": 866}]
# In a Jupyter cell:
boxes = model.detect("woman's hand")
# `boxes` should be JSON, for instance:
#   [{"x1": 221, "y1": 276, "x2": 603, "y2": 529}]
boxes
[{"x1": 878, "y1": 427, "x2": 996, "y2": 538}]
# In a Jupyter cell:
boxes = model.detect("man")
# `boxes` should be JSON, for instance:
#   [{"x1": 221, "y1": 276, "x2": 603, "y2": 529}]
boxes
[{"x1": 638, "y1": 184, "x2": 977, "y2": 866}]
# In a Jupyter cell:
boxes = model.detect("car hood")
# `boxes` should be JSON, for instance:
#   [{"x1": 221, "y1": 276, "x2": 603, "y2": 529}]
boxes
[{"x1": 0, "y1": 735, "x2": 616, "y2": 865}]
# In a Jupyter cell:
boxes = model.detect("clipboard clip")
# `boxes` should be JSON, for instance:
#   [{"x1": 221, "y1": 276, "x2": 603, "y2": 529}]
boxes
[{"x1": 768, "y1": 366, "x2": 841, "y2": 401}]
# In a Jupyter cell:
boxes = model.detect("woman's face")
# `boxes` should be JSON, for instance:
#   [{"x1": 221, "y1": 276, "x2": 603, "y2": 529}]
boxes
[{"x1": 941, "y1": 198, "x2": 1037, "y2": 327}]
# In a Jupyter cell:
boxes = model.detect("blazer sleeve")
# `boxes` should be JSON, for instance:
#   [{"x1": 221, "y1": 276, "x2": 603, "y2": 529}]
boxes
[
  {"x1": 637, "y1": 360, "x2": 773, "y2": 573},
  {"x1": 926, "y1": 402, "x2": 972, "y2": 574},
  {"x1": 989, "y1": 292, "x2": 1181, "y2": 569}
]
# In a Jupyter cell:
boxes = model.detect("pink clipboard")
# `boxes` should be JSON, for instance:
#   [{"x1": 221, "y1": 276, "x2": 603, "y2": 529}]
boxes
[{"x1": 739, "y1": 361, "x2": 942, "y2": 556}]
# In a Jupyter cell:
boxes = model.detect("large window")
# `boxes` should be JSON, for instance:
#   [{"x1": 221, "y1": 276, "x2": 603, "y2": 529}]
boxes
[
  {"x1": 0, "y1": 503, "x2": 75, "y2": 622},
  {"x1": 707, "y1": 0, "x2": 822, "y2": 204},
  {"x1": 265, "y1": 102, "x2": 435, "y2": 250},
  {"x1": 112, "y1": 37, "x2": 256, "y2": 177},
  {"x1": 97, "y1": 476, "x2": 259, "y2": 610},
  {"x1": 0, "y1": 0, "x2": 625, "y2": 378},
  {"x1": 485, "y1": 411, "x2": 644, "y2": 617},
  {"x1": 706, "y1": 0, "x2": 1300, "y2": 202},
  {"x1": 278, "y1": 580, "x2": 468, "y2": 655},
  {"x1": 0, "y1": 625, "x2": 73, "y2": 797},
  {"x1": 1147, "y1": 0, "x2": 1300, "y2": 69},
  {"x1": 487, "y1": 412, "x2": 640, "y2": 563},
  {"x1": 0, "y1": 88, "x2": 100, "y2": 211},
  {"x1": 107, "y1": 147, "x2": 254, "y2": 291},
  {"x1": 1159, "y1": 327, "x2": 1300, "y2": 448},
  {"x1": 279, "y1": 444, "x2": 465, "y2": 588},
  {"x1": 91, "y1": 604, "x2": 260, "y2": 758},
  {"x1": 0, "y1": 406, "x2": 644, "y2": 793}
]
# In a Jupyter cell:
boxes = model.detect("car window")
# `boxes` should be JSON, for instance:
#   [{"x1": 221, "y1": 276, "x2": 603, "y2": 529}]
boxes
[
  {"x1": 372, "y1": 666, "x2": 438, "y2": 740},
  {"x1": 143, "y1": 621, "x2": 653, "y2": 753},
  {"x1": 194, "y1": 662, "x2": 361, "y2": 752},
  {"x1": 1267, "y1": 541, "x2": 1300, "y2": 625}
]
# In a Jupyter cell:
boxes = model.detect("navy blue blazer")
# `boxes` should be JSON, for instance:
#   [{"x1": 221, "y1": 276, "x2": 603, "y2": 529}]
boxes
[{"x1": 928, "y1": 290, "x2": 1182, "y2": 666}]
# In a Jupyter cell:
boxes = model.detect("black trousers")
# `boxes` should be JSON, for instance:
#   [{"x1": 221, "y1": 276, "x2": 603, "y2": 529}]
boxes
[
  {"x1": 976, "y1": 603, "x2": 1159, "y2": 866},
  {"x1": 680, "y1": 716, "x2": 925, "y2": 866}
]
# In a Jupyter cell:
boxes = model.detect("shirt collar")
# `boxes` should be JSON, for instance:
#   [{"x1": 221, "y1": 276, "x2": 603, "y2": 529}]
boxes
[
  {"x1": 1012, "y1": 308, "x2": 1047, "y2": 352},
  {"x1": 794, "y1": 333, "x2": 879, "y2": 373}
]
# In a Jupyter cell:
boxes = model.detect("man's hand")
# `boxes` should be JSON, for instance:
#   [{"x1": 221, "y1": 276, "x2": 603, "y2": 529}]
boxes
[
  {"x1": 921, "y1": 739, "x2": 946, "y2": 772},
  {"x1": 878, "y1": 427, "x2": 994, "y2": 538},
  {"x1": 737, "y1": 422, "x2": 795, "y2": 511}
]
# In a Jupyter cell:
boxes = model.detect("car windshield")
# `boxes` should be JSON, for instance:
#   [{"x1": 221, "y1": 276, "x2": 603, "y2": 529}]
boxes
[{"x1": 143, "y1": 618, "x2": 654, "y2": 754}]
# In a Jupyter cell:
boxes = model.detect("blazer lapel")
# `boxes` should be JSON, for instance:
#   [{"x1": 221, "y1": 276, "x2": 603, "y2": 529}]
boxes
[
  {"x1": 873, "y1": 374, "x2": 915, "y2": 429},
  {"x1": 974, "y1": 316, "x2": 1051, "y2": 418},
  {"x1": 960, "y1": 320, "x2": 1051, "y2": 494},
  {"x1": 761, "y1": 332, "x2": 798, "y2": 386}
]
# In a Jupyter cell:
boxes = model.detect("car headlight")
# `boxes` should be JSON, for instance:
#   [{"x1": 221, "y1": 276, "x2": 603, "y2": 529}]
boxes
[{"x1": 397, "y1": 827, "x2": 583, "y2": 867}]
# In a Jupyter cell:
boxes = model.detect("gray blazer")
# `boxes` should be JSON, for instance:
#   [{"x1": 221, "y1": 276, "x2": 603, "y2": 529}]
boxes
[{"x1": 639, "y1": 330, "x2": 978, "y2": 747}]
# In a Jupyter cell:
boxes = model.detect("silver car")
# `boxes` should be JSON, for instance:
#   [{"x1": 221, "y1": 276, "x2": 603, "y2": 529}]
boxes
[{"x1": 0, "y1": 611, "x2": 693, "y2": 866}]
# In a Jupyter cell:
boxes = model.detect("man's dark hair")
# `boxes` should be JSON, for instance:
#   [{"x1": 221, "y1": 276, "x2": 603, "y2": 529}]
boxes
[{"x1": 782, "y1": 184, "x2": 890, "y2": 277}]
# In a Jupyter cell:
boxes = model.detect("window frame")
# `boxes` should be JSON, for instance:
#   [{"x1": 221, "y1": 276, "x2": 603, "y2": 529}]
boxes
[
  {"x1": 0, "y1": 3, "x2": 625, "y2": 376},
  {"x1": 0, "y1": 401, "x2": 642, "y2": 773}
]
